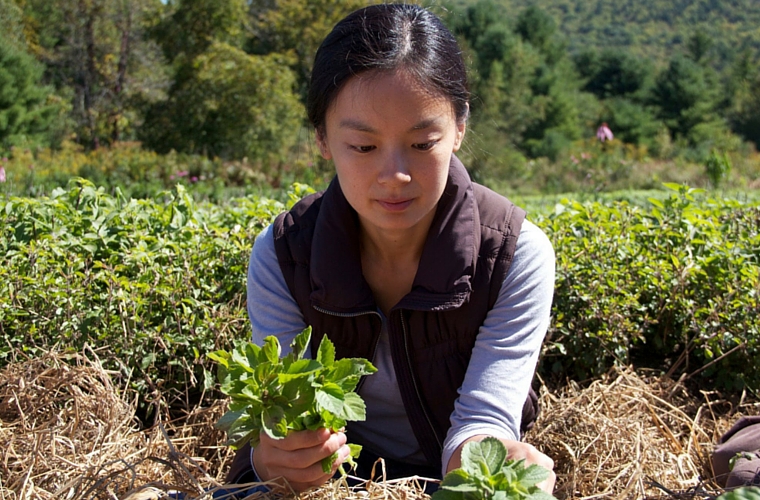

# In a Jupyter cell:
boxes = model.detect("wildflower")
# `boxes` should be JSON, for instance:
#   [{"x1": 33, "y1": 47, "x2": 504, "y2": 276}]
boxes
[
  {"x1": 0, "y1": 166, "x2": 5, "y2": 183},
  {"x1": 596, "y1": 122, "x2": 613, "y2": 142},
  {"x1": 190, "y1": 176, "x2": 198, "y2": 183},
  {"x1": 177, "y1": 170, "x2": 189, "y2": 177},
  {"x1": 570, "y1": 155, "x2": 579, "y2": 165},
  {"x1": 581, "y1": 152, "x2": 591, "y2": 160}
]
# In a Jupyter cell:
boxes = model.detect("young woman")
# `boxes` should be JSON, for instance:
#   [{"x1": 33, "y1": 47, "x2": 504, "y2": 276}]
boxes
[{"x1": 228, "y1": 3, "x2": 556, "y2": 493}]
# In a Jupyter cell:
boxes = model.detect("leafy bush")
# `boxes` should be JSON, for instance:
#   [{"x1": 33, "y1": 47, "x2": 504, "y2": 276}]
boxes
[
  {"x1": 0, "y1": 178, "x2": 311, "y2": 408},
  {"x1": 540, "y1": 184, "x2": 760, "y2": 391},
  {"x1": 0, "y1": 141, "x2": 324, "y2": 201}
]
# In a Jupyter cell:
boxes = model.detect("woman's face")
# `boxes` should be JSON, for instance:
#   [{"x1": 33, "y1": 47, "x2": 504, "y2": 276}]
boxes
[{"x1": 318, "y1": 70, "x2": 466, "y2": 239}]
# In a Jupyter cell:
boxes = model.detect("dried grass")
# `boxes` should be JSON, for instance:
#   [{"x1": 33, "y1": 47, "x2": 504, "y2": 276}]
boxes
[
  {"x1": 528, "y1": 367, "x2": 759, "y2": 499},
  {"x1": 0, "y1": 353, "x2": 757, "y2": 500}
]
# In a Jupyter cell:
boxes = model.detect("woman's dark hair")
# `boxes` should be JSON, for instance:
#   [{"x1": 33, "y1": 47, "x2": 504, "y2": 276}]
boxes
[{"x1": 307, "y1": 4, "x2": 469, "y2": 133}]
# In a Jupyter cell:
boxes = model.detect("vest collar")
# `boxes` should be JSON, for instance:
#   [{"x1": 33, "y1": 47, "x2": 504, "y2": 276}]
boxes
[{"x1": 309, "y1": 155, "x2": 478, "y2": 313}]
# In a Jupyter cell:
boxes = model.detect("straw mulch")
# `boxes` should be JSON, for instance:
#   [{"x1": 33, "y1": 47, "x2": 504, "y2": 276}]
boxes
[
  {"x1": 0, "y1": 351, "x2": 235, "y2": 500},
  {"x1": 528, "y1": 367, "x2": 759, "y2": 499},
  {"x1": 0, "y1": 352, "x2": 756, "y2": 500}
]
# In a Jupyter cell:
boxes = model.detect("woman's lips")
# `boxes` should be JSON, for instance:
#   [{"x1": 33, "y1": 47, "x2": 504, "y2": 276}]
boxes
[{"x1": 376, "y1": 198, "x2": 414, "y2": 212}]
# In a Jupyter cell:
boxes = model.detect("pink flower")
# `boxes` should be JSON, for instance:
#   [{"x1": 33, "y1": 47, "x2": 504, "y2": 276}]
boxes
[
  {"x1": 570, "y1": 155, "x2": 579, "y2": 165},
  {"x1": 581, "y1": 152, "x2": 591, "y2": 160},
  {"x1": 177, "y1": 170, "x2": 189, "y2": 177},
  {"x1": 0, "y1": 166, "x2": 5, "y2": 183},
  {"x1": 596, "y1": 123, "x2": 614, "y2": 142},
  {"x1": 190, "y1": 176, "x2": 198, "y2": 183}
]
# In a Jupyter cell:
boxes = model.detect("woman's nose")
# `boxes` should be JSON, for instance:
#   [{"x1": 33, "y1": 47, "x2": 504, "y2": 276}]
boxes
[{"x1": 377, "y1": 150, "x2": 411, "y2": 185}]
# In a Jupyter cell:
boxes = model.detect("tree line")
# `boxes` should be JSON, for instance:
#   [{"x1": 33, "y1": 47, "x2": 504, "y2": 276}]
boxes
[{"x1": 1, "y1": 0, "x2": 759, "y2": 181}]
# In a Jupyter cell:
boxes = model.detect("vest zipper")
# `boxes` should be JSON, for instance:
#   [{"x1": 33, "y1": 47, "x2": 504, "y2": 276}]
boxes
[
  {"x1": 311, "y1": 305, "x2": 382, "y2": 392},
  {"x1": 400, "y1": 312, "x2": 443, "y2": 452}
]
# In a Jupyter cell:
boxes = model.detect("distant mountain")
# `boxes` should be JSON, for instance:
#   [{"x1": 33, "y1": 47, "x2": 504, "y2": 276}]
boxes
[{"x1": 445, "y1": 0, "x2": 760, "y2": 69}]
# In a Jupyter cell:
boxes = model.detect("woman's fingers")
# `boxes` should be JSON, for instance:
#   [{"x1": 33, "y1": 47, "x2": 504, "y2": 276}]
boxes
[{"x1": 253, "y1": 428, "x2": 350, "y2": 491}]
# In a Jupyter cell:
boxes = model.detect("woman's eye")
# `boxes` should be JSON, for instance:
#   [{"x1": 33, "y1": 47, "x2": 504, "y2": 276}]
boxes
[
  {"x1": 351, "y1": 145, "x2": 376, "y2": 153},
  {"x1": 413, "y1": 141, "x2": 437, "y2": 151}
]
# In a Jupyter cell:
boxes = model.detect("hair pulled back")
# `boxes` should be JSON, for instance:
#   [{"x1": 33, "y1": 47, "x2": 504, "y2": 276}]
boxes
[{"x1": 307, "y1": 4, "x2": 469, "y2": 133}]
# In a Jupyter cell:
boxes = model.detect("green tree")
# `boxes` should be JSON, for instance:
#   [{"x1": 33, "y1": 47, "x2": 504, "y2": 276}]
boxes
[
  {"x1": 247, "y1": 0, "x2": 370, "y2": 99},
  {"x1": 0, "y1": 0, "x2": 25, "y2": 49},
  {"x1": 729, "y1": 73, "x2": 760, "y2": 149},
  {"x1": 651, "y1": 54, "x2": 723, "y2": 143},
  {"x1": 576, "y1": 49, "x2": 653, "y2": 100},
  {"x1": 141, "y1": 42, "x2": 303, "y2": 166},
  {"x1": 0, "y1": 36, "x2": 65, "y2": 152},
  {"x1": 20, "y1": 0, "x2": 169, "y2": 148},
  {"x1": 153, "y1": 0, "x2": 248, "y2": 62}
]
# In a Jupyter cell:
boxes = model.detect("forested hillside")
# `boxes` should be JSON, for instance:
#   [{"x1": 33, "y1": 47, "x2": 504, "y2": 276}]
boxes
[
  {"x1": 1, "y1": 0, "x2": 759, "y2": 197},
  {"x1": 448, "y1": 0, "x2": 760, "y2": 68}
]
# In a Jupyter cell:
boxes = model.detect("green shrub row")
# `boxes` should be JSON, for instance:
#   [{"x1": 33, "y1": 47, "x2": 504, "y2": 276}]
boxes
[
  {"x1": 540, "y1": 184, "x2": 760, "y2": 390},
  {"x1": 0, "y1": 179, "x2": 314, "y2": 408},
  {"x1": 1, "y1": 181, "x2": 758, "y2": 407}
]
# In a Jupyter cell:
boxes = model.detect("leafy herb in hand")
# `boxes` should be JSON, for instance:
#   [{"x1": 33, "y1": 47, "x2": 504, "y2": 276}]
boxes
[
  {"x1": 208, "y1": 326, "x2": 377, "y2": 473},
  {"x1": 433, "y1": 437, "x2": 556, "y2": 500}
]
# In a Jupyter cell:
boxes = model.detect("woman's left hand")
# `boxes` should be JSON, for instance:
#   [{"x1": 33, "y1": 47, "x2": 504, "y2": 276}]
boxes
[{"x1": 447, "y1": 435, "x2": 556, "y2": 494}]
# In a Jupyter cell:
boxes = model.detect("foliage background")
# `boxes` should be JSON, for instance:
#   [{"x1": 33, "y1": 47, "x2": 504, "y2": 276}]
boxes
[{"x1": 1, "y1": 0, "x2": 759, "y2": 419}]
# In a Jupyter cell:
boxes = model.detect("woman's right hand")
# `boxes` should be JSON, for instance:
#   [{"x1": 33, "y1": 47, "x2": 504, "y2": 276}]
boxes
[{"x1": 252, "y1": 428, "x2": 350, "y2": 492}]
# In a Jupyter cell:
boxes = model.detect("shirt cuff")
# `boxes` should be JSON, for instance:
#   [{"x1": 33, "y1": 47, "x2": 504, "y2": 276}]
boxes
[{"x1": 249, "y1": 446, "x2": 263, "y2": 482}]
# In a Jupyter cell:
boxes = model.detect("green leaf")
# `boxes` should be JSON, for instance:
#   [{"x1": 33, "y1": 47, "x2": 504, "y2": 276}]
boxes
[
  {"x1": 215, "y1": 409, "x2": 245, "y2": 432},
  {"x1": 518, "y1": 463, "x2": 551, "y2": 488},
  {"x1": 431, "y1": 489, "x2": 464, "y2": 500},
  {"x1": 340, "y1": 392, "x2": 367, "y2": 421},
  {"x1": 206, "y1": 350, "x2": 230, "y2": 367},
  {"x1": 317, "y1": 335, "x2": 335, "y2": 366},
  {"x1": 290, "y1": 326, "x2": 311, "y2": 359},
  {"x1": 440, "y1": 468, "x2": 471, "y2": 487},
  {"x1": 463, "y1": 437, "x2": 507, "y2": 476},
  {"x1": 261, "y1": 336, "x2": 281, "y2": 364},
  {"x1": 278, "y1": 358, "x2": 321, "y2": 382},
  {"x1": 321, "y1": 451, "x2": 338, "y2": 474},
  {"x1": 347, "y1": 443, "x2": 362, "y2": 458},
  {"x1": 316, "y1": 382, "x2": 344, "y2": 415},
  {"x1": 262, "y1": 405, "x2": 288, "y2": 440}
]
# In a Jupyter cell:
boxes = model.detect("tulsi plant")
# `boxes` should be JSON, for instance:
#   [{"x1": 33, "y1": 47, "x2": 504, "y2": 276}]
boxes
[{"x1": 208, "y1": 326, "x2": 377, "y2": 474}]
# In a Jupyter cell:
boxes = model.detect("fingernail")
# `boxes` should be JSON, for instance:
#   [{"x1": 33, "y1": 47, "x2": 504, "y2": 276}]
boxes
[{"x1": 340, "y1": 445, "x2": 350, "y2": 461}]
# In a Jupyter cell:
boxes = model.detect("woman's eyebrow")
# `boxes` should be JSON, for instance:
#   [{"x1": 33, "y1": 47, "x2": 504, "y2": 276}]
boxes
[
  {"x1": 410, "y1": 118, "x2": 443, "y2": 131},
  {"x1": 338, "y1": 117, "x2": 444, "y2": 132},
  {"x1": 339, "y1": 119, "x2": 375, "y2": 132}
]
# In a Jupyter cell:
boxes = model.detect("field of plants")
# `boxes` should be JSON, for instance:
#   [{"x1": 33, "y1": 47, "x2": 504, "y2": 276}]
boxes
[{"x1": 0, "y1": 172, "x2": 758, "y2": 498}]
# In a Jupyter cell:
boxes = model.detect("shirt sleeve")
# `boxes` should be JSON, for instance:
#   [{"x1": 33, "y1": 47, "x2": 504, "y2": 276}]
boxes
[
  {"x1": 441, "y1": 219, "x2": 555, "y2": 474},
  {"x1": 247, "y1": 223, "x2": 309, "y2": 356}
]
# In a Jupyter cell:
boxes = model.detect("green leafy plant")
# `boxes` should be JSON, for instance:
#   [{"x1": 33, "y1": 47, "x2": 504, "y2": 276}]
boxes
[
  {"x1": 717, "y1": 487, "x2": 760, "y2": 500},
  {"x1": 208, "y1": 326, "x2": 377, "y2": 473},
  {"x1": 432, "y1": 437, "x2": 556, "y2": 500}
]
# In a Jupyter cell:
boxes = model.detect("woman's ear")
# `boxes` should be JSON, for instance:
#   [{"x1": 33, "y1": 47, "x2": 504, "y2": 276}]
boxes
[
  {"x1": 452, "y1": 103, "x2": 468, "y2": 152},
  {"x1": 315, "y1": 128, "x2": 332, "y2": 160}
]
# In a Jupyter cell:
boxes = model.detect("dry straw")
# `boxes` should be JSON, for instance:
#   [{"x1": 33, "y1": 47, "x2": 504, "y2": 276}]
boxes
[
  {"x1": 0, "y1": 352, "x2": 756, "y2": 500},
  {"x1": 528, "y1": 367, "x2": 759, "y2": 499}
]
